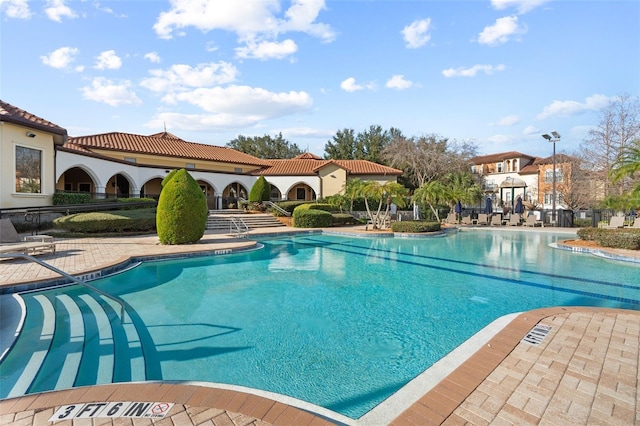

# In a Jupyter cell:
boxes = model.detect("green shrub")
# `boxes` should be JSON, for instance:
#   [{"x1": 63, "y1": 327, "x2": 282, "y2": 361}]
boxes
[
  {"x1": 53, "y1": 192, "x2": 91, "y2": 205},
  {"x1": 573, "y1": 218, "x2": 591, "y2": 228},
  {"x1": 577, "y1": 227, "x2": 640, "y2": 250},
  {"x1": 391, "y1": 220, "x2": 441, "y2": 233},
  {"x1": 116, "y1": 197, "x2": 157, "y2": 209},
  {"x1": 249, "y1": 176, "x2": 271, "y2": 202},
  {"x1": 331, "y1": 213, "x2": 358, "y2": 226},
  {"x1": 293, "y1": 209, "x2": 333, "y2": 228},
  {"x1": 54, "y1": 210, "x2": 156, "y2": 233},
  {"x1": 161, "y1": 170, "x2": 178, "y2": 187},
  {"x1": 274, "y1": 201, "x2": 308, "y2": 215},
  {"x1": 156, "y1": 169, "x2": 208, "y2": 244},
  {"x1": 294, "y1": 203, "x2": 334, "y2": 212}
]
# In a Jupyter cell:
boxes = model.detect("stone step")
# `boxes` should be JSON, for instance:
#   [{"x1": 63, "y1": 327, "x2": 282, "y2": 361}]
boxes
[{"x1": 207, "y1": 212, "x2": 286, "y2": 230}]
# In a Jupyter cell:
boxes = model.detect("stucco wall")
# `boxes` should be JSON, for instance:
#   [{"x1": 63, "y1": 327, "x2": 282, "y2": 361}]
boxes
[
  {"x1": 0, "y1": 122, "x2": 57, "y2": 209},
  {"x1": 317, "y1": 164, "x2": 347, "y2": 198}
]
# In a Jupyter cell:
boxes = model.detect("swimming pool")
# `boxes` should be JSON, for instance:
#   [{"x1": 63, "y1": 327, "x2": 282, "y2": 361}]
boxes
[{"x1": 1, "y1": 231, "x2": 639, "y2": 419}]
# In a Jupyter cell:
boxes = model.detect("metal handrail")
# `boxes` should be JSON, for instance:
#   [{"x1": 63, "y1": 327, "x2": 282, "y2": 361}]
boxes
[
  {"x1": 229, "y1": 217, "x2": 249, "y2": 238},
  {"x1": 0, "y1": 253, "x2": 127, "y2": 321},
  {"x1": 263, "y1": 201, "x2": 291, "y2": 216}
]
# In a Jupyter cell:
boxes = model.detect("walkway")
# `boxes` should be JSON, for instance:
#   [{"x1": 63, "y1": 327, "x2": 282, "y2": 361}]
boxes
[{"x1": 0, "y1": 227, "x2": 638, "y2": 425}]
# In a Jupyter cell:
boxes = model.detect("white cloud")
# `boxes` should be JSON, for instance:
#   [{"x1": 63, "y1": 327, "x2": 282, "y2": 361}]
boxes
[
  {"x1": 490, "y1": 115, "x2": 520, "y2": 126},
  {"x1": 523, "y1": 125, "x2": 539, "y2": 135},
  {"x1": 536, "y1": 94, "x2": 611, "y2": 120},
  {"x1": 93, "y1": 2, "x2": 127, "y2": 18},
  {"x1": 442, "y1": 64, "x2": 505, "y2": 78},
  {"x1": 153, "y1": 0, "x2": 334, "y2": 60},
  {"x1": 386, "y1": 75, "x2": 413, "y2": 90},
  {"x1": 145, "y1": 85, "x2": 313, "y2": 131},
  {"x1": 94, "y1": 50, "x2": 122, "y2": 70},
  {"x1": 277, "y1": 127, "x2": 334, "y2": 138},
  {"x1": 45, "y1": 0, "x2": 77, "y2": 22},
  {"x1": 81, "y1": 77, "x2": 142, "y2": 106},
  {"x1": 236, "y1": 39, "x2": 298, "y2": 60},
  {"x1": 491, "y1": 0, "x2": 551, "y2": 14},
  {"x1": 41, "y1": 46, "x2": 79, "y2": 69},
  {"x1": 402, "y1": 18, "x2": 432, "y2": 49},
  {"x1": 140, "y1": 62, "x2": 238, "y2": 93},
  {"x1": 0, "y1": 0, "x2": 31, "y2": 19},
  {"x1": 144, "y1": 52, "x2": 161, "y2": 63},
  {"x1": 340, "y1": 77, "x2": 375, "y2": 92},
  {"x1": 478, "y1": 16, "x2": 526, "y2": 46}
]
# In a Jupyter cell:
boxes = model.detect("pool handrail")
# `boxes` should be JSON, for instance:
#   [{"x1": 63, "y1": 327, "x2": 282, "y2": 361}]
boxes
[{"x1": 0, "y1": 253, "x2": 127, "y2": 321}]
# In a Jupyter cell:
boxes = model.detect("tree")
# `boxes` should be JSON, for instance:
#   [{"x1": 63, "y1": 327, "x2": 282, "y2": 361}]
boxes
[
  {"x1": 382, "y1": 134, "x2": 478, "y2": 188},
  {"x1": 609, "y1": 138, "x2": 640, "y2": 209},
  {"x1": 412, "y1": 181, "x2": 446, "y2": 222},
  {"x1": 156, "y1": 169, "x2": 208, "y2": 244},
  {"x1": 227, "y1": 133, "x2": 302, "y2": 159},
  {"x1": 360, "y1": 181, "x2": 408, "y2": 229},
  {"x1": 324, "y1": 125, "x2": 397, "y2": 162},
  {"x1": 441, "y1": 172, "x2": 482, "y2": 209},
  {"x1": 579, "y1": 94, "x2": 640, "y2": 199},
  {"x1": 249, "y1": 176, "x2": 271, "y2": 202},
  {"x1": 342, "y1": 178, "x2": 367, "y2": 212}
]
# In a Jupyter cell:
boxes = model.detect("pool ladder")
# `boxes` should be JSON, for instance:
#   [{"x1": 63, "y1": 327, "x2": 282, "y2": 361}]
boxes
[
  {"x1": 0, "y1": 253, "x2": 127, "y2": 321},
  {"x1": 229, "y1": 217, "x2": 249, "y2": 238}
]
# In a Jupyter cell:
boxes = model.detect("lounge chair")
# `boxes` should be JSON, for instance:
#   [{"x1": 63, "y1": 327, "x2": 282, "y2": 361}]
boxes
[
  {"x1": 490, "y1": 215, "x2": 503, "y2": 226},
  {"x1": 461, "y1": 215, "x2": 473, "y2": 225},
  {"x1": 626, "y1": 217, "x2": 640, "y2": 228},
  {"x1": 602, "y1": 216, "x2": 625, "y2": 229},
  {"x1": 476, "y1": 214, "x2": 489, "y2": 225},
  {"x1": 444, "y1": 212, "x2": 458, "y2": 225},
  {"x1": 0, "y1": 218, "x2": 56, "y2": 257},
  {"x1": 508, "y1": 214, "x2": 522, "y2": 226},
  {"x1": 524, "y1": 215, "x2": 542, "y2": 227}
]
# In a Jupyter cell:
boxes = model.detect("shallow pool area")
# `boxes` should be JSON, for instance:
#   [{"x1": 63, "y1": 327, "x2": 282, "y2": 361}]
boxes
[{"x1": 1, "y1": 231, "x2": 639, "y2": 419}]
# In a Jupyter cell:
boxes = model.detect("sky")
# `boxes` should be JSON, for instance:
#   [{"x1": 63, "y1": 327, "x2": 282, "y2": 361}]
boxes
[{"x1": 1, "y1": 0, "x2": 639, "y2": 158}]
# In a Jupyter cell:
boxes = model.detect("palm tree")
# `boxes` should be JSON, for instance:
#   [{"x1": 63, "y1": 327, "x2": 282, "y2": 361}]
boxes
[
  {"x1": 342, "y1": 178, "x2": 367, "y2": 212},
  {"x1": 412, "y1": 180, "x2": 446, "y2": 222},
  {"x1": 360, "y1": 181, "x2": 408, "y2": 229},
  {"x1": 441, "y1": 172, "x2": 483, "y2": 210},
  {"x1": 610, "y1": 140, "x2": 640, "y2": 203}
]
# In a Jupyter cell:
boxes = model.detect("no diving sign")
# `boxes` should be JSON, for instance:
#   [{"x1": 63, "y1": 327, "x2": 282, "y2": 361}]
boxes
[{"x1": 49, "y1": 401, "x2": 175, "y2": 421}]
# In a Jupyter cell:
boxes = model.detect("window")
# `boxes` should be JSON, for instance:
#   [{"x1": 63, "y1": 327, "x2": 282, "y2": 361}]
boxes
[
  {"x1": 497, "y1": 162, "x2": 503, "y2": 173},
  {"x1": 545, "y1": 168, "x2": 563, "y2": 183},
  {"x1": 234, "y1": 167, "x2": 242, "y2": 173},
  {"x1": 186, "y1": 163, "x2": 195, "y2": 169},
  {"x1": 296, "y1": 188, "x2": 306, "y2": 200},
  {"x1": 124, "y1": 157, "x2": 136, "y2": 163},
  {"x1": 15, "y1": 145, "x2": 42, "y2": 193}
]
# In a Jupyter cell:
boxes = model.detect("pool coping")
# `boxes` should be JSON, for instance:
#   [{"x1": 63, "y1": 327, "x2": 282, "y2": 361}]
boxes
[{"x1": 2, "y1": 306, "x2": 638, "y2": 425}]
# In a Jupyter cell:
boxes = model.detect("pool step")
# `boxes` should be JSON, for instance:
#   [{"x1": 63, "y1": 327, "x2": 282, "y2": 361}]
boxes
[{"x1": 0, "y1": 288, "x2": 153, "y2": 399}]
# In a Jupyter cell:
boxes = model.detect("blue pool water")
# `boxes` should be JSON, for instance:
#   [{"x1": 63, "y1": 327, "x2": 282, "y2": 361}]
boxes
[{"x1": 1, "y1": 231, "x2": 639, "y2": 418}]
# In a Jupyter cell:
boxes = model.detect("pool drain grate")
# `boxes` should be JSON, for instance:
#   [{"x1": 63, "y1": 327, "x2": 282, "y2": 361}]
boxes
[{"x1": 521, "y1": 323, "x2": 552, "y2": 345}]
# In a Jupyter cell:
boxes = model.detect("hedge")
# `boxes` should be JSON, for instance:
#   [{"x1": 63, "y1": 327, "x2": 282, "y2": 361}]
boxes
[
  {"x1": 577, "y1": 227, "x2": 640, "y2": 250},
  {"x1": 391, "y1": 221, "x2": 442, "y2": 233},
  {"x1": 294, "y1": 203, "x2": 334, "y2": 212},
  {"x1": 53, "y1": 192, "x2": 91, "y2": 205},
  {"x1": 272, "y1": 201, "x2": 308, "y2": 216},
  {"x1": 293, "y1": 209, "x2": 333, "y2": 228},
  {"x1": 53, "y1": 210, "x2": 156, "y2": 233},
  {"x1": 331, "y1": 213, "x2": 358, "y2": 226}
]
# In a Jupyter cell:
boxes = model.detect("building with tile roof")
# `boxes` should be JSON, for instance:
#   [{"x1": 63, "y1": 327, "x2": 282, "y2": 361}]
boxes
[
  {"x1": 1, "y1": 100, "x2": 68, "y2": 209},
  {"x1": 55, "y1": 130, "x2": 403, "y2": 209}
]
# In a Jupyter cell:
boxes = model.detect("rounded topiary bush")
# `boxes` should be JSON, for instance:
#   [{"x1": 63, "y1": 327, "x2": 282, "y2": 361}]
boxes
[
  {"x1": 249, "y1": 176, "x2": 271, "y2": 202},
  {"x1": 293, "y1": 209, "x2": 333, "y2": 228},
  {"x1": 161, "y1": 169, "x2": 178, "y2": 187},
  {"x1": 156, "y1": 169, "x2": 207, "y2": 244}
]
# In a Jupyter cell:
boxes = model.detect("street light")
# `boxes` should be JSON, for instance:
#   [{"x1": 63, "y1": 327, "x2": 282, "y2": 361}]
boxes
[{"x1": 542, "y1": 131, "x2": 561, "y2": 225}]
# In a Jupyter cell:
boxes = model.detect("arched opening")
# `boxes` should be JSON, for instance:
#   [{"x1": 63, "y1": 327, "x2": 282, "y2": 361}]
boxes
[
  {"x1": 270, "y1": 184, "x2": 282, "y2": 201},
  {"x1": 140, "y1": 178, "x2": 164, "y2": 201},
  {"x1": 287, "y1": 183, "x2": 316, "y2": 201},
  {"x1": 197, "y1": 180, "x2": 217, "y2": 210},
  {"x1": 222, "y1": 182, "x2": 248, "y2": 209},
  {"x1": 57, "y1": 167, "x2": 97, "y2": 195},
  {"x1": 106, "y1": 174, "x2": 131, "y2": 198}
]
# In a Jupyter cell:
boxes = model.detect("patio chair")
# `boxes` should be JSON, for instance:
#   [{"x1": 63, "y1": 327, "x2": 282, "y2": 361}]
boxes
[
  {"x1": 509, "y1": 214, "x2": 522, "y2": 226},
  {"x1": 461, "y1": 215, "x2": 473, "y2": 225},
  {"x1": 444, "y1": 212, "x2": 458, "y2": 225},
  {"x1": 524, "y1": 214, "x2": 542, "y2": 227},
  {"x1": 490, "y1": 215, "x2": 503, "y2": 226},
  {"x1": 626, "y1": 217, "x2": 640, "y2": 228},
  {"x1": 0, "y1": 218, "x2": 56, "y2": 256},
  {"x1": 476, "y1": 214, "x2": 489, "y2": 225},
  {"x1": 602, "y1": 216, "x2": 625, "y2": 229}
]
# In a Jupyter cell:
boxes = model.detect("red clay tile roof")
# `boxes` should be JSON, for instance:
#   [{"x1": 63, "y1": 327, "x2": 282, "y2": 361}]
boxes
[
  {"x1": 0, "y1": 100, "x2": 67, "y2": 142},
  {"x1": 257, "y1": 158, "x2": 403, "y2": 176},
  {"x1": 294, "y1": 152, "x2": 323, "y2": 160},
  {"x1": 65, "y1": 132, "x2": 272, "y2": 167},
  {"x1": 470, "y1": 151, "x2": 535, "y2": 165}
]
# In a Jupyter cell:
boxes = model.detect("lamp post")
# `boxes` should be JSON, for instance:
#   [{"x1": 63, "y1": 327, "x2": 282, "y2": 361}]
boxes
[{"x1": 542, "y1": 131, "x2": 561, "y2": 225}]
